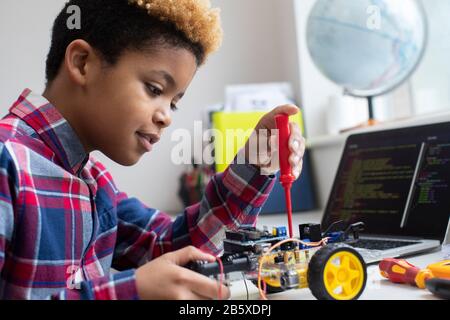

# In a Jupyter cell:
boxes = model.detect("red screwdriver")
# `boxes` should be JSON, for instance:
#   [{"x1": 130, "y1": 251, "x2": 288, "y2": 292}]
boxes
[{"x1": 275, "y1": 114, "x2": 296, "y2": 238}]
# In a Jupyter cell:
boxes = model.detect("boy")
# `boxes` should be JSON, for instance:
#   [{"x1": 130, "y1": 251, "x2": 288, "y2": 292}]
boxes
[{"x1": 0, "y1": 0, "x2": 305, "y2": 300}]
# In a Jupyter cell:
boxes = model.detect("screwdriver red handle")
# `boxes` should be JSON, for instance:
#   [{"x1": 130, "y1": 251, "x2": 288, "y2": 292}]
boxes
[
  {"x1": 379, "y1": 258, "x2": 434, "y2": 289},
  {"x1": 275, "y1": 114, "x2": 295, "y2": 238},
  {"x1": 275, "y1": 114, "x2": 295, "y2": 187},
  {"x1": 379, "y1": 258, "x2": 421, "y2": 285}
]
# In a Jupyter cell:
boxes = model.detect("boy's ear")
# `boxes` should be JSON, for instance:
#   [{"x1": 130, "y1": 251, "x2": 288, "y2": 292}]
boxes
[{"x1": 64, "y1": 39, "x2": 99, "y2": 86}]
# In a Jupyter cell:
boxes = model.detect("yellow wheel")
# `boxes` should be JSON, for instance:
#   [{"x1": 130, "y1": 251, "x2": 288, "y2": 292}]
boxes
[{"x1": 307, "y1": 244, "x2": 367, "y2": 300}]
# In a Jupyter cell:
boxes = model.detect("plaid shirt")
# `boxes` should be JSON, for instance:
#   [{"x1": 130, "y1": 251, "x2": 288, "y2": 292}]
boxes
[{"x1": 0, "y1": 89, "x2": 275, "y2": 300}]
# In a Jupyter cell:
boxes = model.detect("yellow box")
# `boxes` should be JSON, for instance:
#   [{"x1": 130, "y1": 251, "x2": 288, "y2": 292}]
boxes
[{"x1": 211, "y1": 111, "x2": 304, "y2": 173}]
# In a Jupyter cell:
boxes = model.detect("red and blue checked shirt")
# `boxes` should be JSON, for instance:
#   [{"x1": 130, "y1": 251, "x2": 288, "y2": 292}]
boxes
[{"x1": 0, "y1": 89, "x2": 275, "y2": 300}]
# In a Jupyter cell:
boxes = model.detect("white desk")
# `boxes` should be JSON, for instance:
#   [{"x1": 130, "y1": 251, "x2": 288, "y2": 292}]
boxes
[{"x1": 227, "y1": 210, "x2": 447, "y2": 300}]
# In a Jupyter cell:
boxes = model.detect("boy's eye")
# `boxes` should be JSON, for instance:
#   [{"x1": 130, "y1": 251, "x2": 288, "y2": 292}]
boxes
[
  {"x1": 147, "y1": 83, "x2": 178, "y2": 111},
  {"x1": 146, "y1": 84, "x2": 163, "y2": 96}
]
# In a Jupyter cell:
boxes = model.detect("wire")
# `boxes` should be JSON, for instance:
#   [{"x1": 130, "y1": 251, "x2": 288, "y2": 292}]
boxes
[
  {"x1": 216, "y1": 256, "x2": 224, "y2": 300},
  {"x1": 242, "y1": 272, "x2": 249, "y2": 300},
  {"x1": 262, "y1": 279, "x2": 266, "y2": 296},
  {"x1": 257, "y1": 237, "x2": 329, "y2": 300}
]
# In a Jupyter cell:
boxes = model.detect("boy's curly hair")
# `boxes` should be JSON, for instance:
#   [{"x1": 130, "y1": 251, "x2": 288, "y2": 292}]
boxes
[
  {"x1": 128, "y1": 0, "x2": 223, "y2": 59},
  {"x1": 45, "y1": 0, "x2": 223, "y2": 83}
]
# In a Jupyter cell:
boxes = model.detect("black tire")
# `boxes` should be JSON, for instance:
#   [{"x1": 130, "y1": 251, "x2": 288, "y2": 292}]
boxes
[{"x1": 307, "y1": 244, "x2": 367, "y2": 300}]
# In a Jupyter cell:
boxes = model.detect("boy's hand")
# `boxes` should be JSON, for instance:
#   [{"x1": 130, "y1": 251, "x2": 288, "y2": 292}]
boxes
[
  {"x1": 242, "y1": 104, "x2": 306, "y2": 177},
  {"x1": 135, "y1": 246, "x2": 230, "y2": 300}
]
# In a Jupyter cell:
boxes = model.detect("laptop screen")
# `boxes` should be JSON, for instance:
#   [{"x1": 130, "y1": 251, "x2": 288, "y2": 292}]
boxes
[{"x1": 322, "y1": 122, "x2": 450, "y2": 242}]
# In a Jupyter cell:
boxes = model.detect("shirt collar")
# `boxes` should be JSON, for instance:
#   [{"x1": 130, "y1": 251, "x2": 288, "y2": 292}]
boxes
[{"x1": 9, "y1": 88, "x2": 89, "y2": 175}]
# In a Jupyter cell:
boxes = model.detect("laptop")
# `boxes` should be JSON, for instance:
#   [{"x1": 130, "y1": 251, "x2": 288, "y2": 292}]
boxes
[{"x1": 321, "y1": 121, "x2": 450, "y2": 264}]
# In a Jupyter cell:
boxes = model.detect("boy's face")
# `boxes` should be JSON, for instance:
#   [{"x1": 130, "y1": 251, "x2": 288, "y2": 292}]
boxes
[{"x1": 79, "y1": 46, "x2": 197, "y2": 166}]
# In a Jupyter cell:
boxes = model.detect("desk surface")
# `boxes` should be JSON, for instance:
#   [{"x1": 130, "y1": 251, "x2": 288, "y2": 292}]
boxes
[{"x1": 228, "y1": 210, "x2": 447, "y2": 300}]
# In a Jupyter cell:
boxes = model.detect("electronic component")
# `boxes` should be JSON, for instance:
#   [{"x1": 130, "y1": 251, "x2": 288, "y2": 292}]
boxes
[
  {"x1": 223, "y1": 226, "x2": 287, "y2": 254},
  {"x1": 299, "y1": 223, "x2": 322, "y2": 242},
  {"x1": 187, "y1": 253, "x2": 257, "y2": 276},
  {"x1": 272, "y1": 226, "x2": 287, "y2": 237},
  {"x1": 187, "y1": 223, "x2": 368, "y2": 300}
]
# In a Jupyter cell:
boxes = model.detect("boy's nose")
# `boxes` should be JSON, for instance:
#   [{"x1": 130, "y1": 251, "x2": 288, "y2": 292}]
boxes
[{"x1": 153, "y1": 109, "x2": 172, "y2": 128}]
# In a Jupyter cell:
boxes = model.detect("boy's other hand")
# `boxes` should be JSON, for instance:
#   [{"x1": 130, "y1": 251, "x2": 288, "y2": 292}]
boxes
[
  {"x1": 242, "y1": 104, "x2": 306, "y2": 177},
  {"x1": 135, "y1": 246, "x2": 230, "y2": 300}
]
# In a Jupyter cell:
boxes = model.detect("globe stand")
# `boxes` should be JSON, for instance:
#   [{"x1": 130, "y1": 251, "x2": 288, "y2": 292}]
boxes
[{"x1": 366, "y1": 96, "x2": 379, "y2": 126}]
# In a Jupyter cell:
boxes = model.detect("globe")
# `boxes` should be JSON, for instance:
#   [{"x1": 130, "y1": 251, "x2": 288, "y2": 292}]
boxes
[{"x1": 306, "y1": 0, "x2": 427, "y2": 97}]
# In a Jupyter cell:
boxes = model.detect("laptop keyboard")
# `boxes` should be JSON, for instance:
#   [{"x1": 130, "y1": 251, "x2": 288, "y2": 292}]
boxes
[{"x1": 346, "y1": 239, "x2": 420, "y2": 250}]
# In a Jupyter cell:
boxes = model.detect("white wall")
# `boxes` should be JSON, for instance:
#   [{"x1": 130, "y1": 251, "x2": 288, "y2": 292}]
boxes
[
  {"x1": 0, "y1": 0, "x2": 64, "y2": 107},
  {"x1": 0, "y1": 0, "x2": 301, "y2": 213},
  {"x1": 410, "y1": 0, "x2": 450, "y2": 115}
]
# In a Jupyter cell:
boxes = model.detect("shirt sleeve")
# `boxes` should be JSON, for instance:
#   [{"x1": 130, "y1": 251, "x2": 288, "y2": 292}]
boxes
[
  {"x1": 0, "y1": 144, "x2": 140, "y2": 300},
  {"x1": 0, "y1": 143, "x2": 18, "y2": 285},
  {"x1": 112, "y1": 160, "x2": 276, "y2": 270}
]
